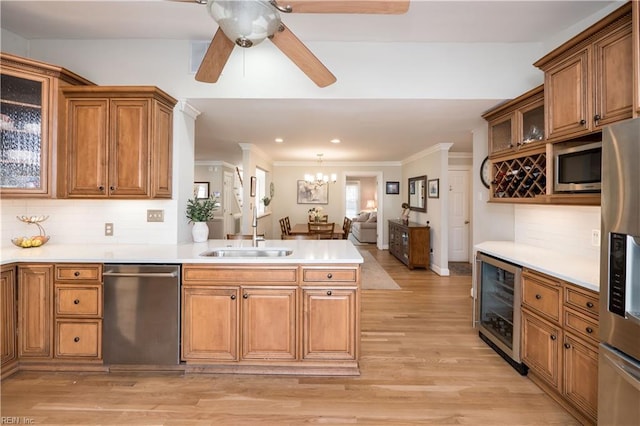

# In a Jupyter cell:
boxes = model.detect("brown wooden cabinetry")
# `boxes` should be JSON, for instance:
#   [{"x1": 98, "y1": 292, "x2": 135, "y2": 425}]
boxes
[
  {"x1": 1, "y1": 264, "x2": 17, "y2": 377},
  {"x1": 181, "y1": 264, "x2": 360, "y2": 375},
  {"x1": 388, "y1": 220, "x2": 430, "y2": 269},
  {"x1": 58, "y1": 86, "x2": 176, "y2": 199},
  {"x1": 535, "y1": 4, "x2": 632, "y2": 142},
  {"x1": 53, "y1": 264, "x2": 103, "y2": 360},
  {"x1": 17, "y1": 264, "x2": 54, "y2": 359},
  {"x1": 634, "y1": 0, "x2": 639, "y2": 115},
  {"x1": 520, "y1": 268, "x2": 598, "y2": 425},
  {"x1": 0, "y1": 53, "x2": 92, "y2": 198}
]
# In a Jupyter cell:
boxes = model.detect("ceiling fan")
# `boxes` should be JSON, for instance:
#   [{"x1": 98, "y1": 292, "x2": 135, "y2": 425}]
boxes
[{"x1": 175, "y1": 0, "x2": 410, "y2": 87}]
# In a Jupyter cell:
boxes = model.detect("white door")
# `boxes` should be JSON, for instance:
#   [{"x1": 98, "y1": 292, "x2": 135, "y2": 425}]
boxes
[
  {"x1": 448, "y1": 169, "x2": 470, "y2": 262},
  {"x1": 223, "y1": 171, "x2": 235, "y2": 236}
]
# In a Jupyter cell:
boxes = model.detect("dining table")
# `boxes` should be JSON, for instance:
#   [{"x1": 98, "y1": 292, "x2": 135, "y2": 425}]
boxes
[{"x1": 289, "y1": 223, "x2": 345, "y2": 239}]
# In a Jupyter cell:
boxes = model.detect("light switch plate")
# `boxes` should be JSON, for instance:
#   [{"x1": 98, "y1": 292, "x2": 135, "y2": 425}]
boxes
[
  {"x1": 591, "y1": 229, "x2": 600, "y2": 247},
  {"x1": 147, "y1": 209, "x2": 164, "y2": 222},
  {"x1": 105, "y1": 223, "x2": 114, "y2": 236}
]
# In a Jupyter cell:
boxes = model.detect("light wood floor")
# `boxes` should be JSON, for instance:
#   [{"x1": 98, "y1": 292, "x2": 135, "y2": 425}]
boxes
[{"x1": 1, "y1": 247, "x2": 579, "y2": 425}]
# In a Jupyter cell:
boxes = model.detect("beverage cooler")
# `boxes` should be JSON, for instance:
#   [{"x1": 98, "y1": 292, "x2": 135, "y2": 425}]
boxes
[{"x1": 475, "y1": 252, "x2": 527, "y2": 375}]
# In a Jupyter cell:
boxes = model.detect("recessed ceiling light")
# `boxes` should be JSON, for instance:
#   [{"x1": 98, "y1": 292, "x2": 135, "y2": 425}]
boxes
[
  {"x1": 330, "y1": 138, "x2": 341, "y2": 144},
  {"x1": 275, "y1": 138, "x2": 284, "y2": 143}
]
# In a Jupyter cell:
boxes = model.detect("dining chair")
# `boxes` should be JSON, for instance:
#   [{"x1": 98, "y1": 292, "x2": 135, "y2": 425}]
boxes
[
  {"x1": 226, "y1": 234, "x2": 264, "y2": 240},
  {"x1": 284, "y1": 216, "x2": 291, "y2": 232},
  {"x1": 342, "y1": 217, "x2": 352, "y2": 240},
  {"x1": 282, "y1": 234, "x2": 320, "y2": 240},
  {"x1": 308, "y1": 222, "x2": 335, "y2": 239},
  {"x1": 279, "y1": 218, "x2": 289, "y2": 237}
]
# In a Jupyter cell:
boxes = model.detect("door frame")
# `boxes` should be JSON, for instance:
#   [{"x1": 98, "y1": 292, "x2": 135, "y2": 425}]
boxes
[{"x1": 343, "y1": 171, "x2": 384, "y2": 249}]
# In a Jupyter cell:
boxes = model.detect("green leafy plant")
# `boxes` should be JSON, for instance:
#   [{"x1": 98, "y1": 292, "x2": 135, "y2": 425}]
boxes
[{"x1": 186, "y1": 195, "x2": 219, "y2": 223}]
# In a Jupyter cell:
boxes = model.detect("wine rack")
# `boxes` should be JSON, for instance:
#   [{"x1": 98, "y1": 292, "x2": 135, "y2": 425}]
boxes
[{"x1": 491, "y1": 152, "x2": 546, "y2": 200}]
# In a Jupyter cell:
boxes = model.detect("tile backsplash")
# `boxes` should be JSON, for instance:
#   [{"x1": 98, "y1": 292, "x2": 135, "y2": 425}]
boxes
[
  {"x1": 1, "y1": 199, "x2": 181, "y2": 247},
  {"x1": 514, "y1": 204, "x2": 600, "y2": 261}
]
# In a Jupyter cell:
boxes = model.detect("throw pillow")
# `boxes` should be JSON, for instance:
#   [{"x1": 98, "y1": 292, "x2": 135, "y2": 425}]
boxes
[
  {"x1": 355, "y1": 212, "x2": 369, "y2": 222},
  {"x1": 366, "y1": 214, "x2": 377, "y2": 223}
]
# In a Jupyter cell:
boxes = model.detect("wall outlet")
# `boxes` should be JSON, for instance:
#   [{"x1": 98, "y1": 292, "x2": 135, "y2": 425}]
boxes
[
  {"x1": 147, "y1": 209, "x2": 164, "y2": 222},
  {"x1": 591, "y1": 229, "x2": 600, "y2": 247},
  {"x1": 105, "y1": 223, "x2": 114, "y2": 236}
]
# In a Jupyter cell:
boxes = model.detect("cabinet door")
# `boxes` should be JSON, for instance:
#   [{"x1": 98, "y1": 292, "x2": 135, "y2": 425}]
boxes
[
  {"x1": 521, "y1": 310, "x2": 562, "y2": 391},
  {"x1": 18, "y1": 264, "x2": 53, "y2": 358},
  {"x1": 150, "y1": 101, "x2": 173, "y2": 198},
  {"x1": 563, "y1": 333, "x2": 598, "y2": 422},
  {"x1": 0, "y1": 69, "x2": 51, "y2": 196},
  {"x1": 241, "y1": 287, "x2": 297, "y2": 360},
  {"x1": 182, "y1": 286, "x2": 238, "y2": 361},
  {"x1": 1, "y1": 266, "x2": 17, "y2": 367},
  {"x1": 488, "y1": 113, "x2": 516, "y2": 156},
  {"x1": 108, "y1": 99, "x2": 150, "y2": 197},
  {"x1": 545, "y1": 49, "x2": 590, "y2": 141},
  {"x1": 302, "y1": 288, "x2": 357, "y2": 360},
  {"x1": 592, "y1": 23, "x2": 633, "y2": 128},
  {"x1": 64, "y1": 98, "x2": 109, "y2": 197}
]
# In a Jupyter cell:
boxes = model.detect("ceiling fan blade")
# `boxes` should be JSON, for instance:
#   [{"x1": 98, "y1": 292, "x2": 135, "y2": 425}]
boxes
[
  {"x1": 270, "y1": 24, "x2": 336, "y2": 88},
  {"x1": 195, "y1": 28, "x2": 235, "y2": 83},
  {"x1": 279, "y1": 0, "x2": 410, "y2": 14}
]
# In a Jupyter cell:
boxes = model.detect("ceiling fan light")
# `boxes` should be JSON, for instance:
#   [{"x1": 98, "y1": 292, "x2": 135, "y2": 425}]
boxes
[{"x1": 209, "y1": 0, "x2": 281, "y2": 48}]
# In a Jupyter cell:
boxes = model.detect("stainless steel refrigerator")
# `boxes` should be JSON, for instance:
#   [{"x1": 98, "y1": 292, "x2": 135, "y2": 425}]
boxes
[{"x1": 599, "y1": 117, "x2": 640, "y2": 425}]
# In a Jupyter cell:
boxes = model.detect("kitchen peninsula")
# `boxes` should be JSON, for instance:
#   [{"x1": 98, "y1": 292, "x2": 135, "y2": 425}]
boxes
[{"x1": 1, "y1": 240, "x2": 363, "y2": 378}]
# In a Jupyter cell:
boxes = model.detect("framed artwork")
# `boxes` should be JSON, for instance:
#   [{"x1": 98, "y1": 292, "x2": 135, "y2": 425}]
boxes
[
  {"x1": 297, "y1": 180, "x2": 328, "y2": 204},
  {"x1": 385, "y1": 181, "x2": 400, "y2": 194},
  {"x1": 250, "y1": 176, "x2": 256, "y2": 197},
  {"x1": 193, "y1": 182, "x2": 209, "y2": 199},
  {"x1": 428, "y1": 178, "x2": 439, "y2": 198},
  {"x1": 410, "y1": 180, "x2": 415, "y2": 195}
]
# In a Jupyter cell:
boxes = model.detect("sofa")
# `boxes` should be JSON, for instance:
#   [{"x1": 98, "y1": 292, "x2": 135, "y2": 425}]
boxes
[{"x1": 350, "y1": 211, "x2": 377, "y2": 243}]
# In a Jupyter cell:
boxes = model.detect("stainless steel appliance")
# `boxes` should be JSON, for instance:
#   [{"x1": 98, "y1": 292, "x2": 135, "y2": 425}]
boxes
[
  {"x1": 475, "y1": 252, "x2": 527, "y2": 374},
  {"x1": 554, "y1": 140, "x2": 602, "y2": 193},
  {"x1": 103, "y1": 264, "x2": 180, "y2": 365},
  {"x1": 599, "y1": 117, "x2": 640, "y2": 425}
]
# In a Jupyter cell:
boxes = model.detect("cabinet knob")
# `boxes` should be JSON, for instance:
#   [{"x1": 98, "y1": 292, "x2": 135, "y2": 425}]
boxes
[
  {"x1": 535, "y1": 294, "x2": 542, "y2": 300},
  {"x1": 74, "y1": 337, "x2": 80, "y2": 343},
  {"x1": 564, "y1": 343, "x2": 571, "y2": 349},
  {"x1": 586, "y1": 327, "x2": 593, "y2": 334},
  {"x1": 550, "y1": 335, "x2": 557, "y2": 341},
  {"x1": 326, "y1": 273, "x2": 333, "y2": 279},
  {"x1": 74, "y1": 271, "x2": 80, "y2": 277},
  {"x1": 74, "y1": 299, "x2": 80, "y2": 305},
  {"x1": 594, "y1": 114, "x2": 601, "y2": 122},
  {"x1": 580, "y1": 119, "x2": 586, "y2": 126},
  {"x1": 230, "y1": 294, "x2": 236, "y2": 300},
  {"x1": 243, "y1": 293, "x2": 248, "y2": 299},
  {"x1": 110, "y1": 186, "x2": 115, "y2": 191},
  {"x1": 586, "y1": 302, "x2": 594, "y2": 308},
  {"x1": 99, "y1": 185, "x2": 105, "y2": 191},
  {"x1": 326, "y1": 290, "x2": 332, "y2": 296}
]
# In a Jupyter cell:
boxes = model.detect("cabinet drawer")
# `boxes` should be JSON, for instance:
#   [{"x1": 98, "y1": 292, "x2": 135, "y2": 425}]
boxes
[
  {"x1": 55, "y1": 284, "x2": 102, "y2": 317},
  {"x1": 522, "y1": 275, "x2": 562, "y2": 323},
  {"x1": 302, "y1": 268, "x2": 358, "y2": 284},
  {"x1": 55, "y1": 319, "x2": 102, "y2": 359},
  {"x1": 55, "y1": 264, "x2": 102, "y2": 282},
  {"x1": 564, "y1": 285, "x2": 599, "y2": 318},
  {"x1": 183, "y1": 265, "x2": 298, "y2": 284},
  {"x1": 564, "y1": 309, "x2": 599, "y2": 344}
]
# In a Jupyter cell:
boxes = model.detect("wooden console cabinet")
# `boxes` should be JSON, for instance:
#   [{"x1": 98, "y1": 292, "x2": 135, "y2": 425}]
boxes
[
  {"x1": 181, "y1": 264, "x2": 360, "y2": 375},
  {"x1": 388, "y1": 219, "x2": 430, "y2": 269},
  {"x1": 521, "y1": 268, "x2": 599, "y2": 425}
]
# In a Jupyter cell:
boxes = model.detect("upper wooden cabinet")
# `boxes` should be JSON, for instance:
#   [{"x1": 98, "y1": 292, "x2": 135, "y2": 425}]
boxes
[
  {"x1": 482, "y1": 85, "x2": 545, "y2": 158},
  {"x1": 0, "y1": 53, "x2": 92, "y2": 198},
  {"x1": 534, "y1": 3, "x2": 633, "y2": 142},
  {"x1": 58, "y1": 86, "x2": 176, "y2": 199}
]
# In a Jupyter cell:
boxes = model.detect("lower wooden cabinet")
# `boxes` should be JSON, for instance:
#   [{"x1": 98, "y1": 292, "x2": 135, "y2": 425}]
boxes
[
  {"x1": 521, "y1": 268, "x2": 598, "y2": 425},
  {"x1": 1, "y1": 264, "x2": 17, "y2": 375},
  {"x1": 55, "y1": 319, "x2": 102, "y2": 359},
  {"x1": 18, "y1": 264, "x2": 54, "y2": 359}
]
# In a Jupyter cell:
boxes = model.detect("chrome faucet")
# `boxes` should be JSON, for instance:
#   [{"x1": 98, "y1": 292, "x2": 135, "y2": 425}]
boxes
[{"x1": 252, "y1": 206, "x2": 264, "y2": 247}]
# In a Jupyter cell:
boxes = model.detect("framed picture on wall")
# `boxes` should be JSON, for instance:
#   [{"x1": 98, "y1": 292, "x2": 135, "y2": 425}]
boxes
[
  {"x1": 193, "y1": 182, "x2": 209, "y2": 199},
  {"x1": 297, "y1": 180, "x2": 328, "y2": 204},
  {"x1": 385, "y1": 181, "x2": 400, "y2": 194},
  {"x1": 428, "y1": 178, "x2": 439, "y2": 198}
]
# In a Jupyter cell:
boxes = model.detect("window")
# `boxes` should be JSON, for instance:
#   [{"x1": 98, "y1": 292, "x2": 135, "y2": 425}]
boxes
[
  {"x1": 256, "y1": 168, "x2": 267, "y2": 215},
  {"x1": 345, "y1": 180, "x2": 361, "y2": 218}
]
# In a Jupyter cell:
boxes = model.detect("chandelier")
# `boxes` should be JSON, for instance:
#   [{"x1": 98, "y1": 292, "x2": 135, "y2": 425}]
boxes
[{"x1": 304, "y1": 154, "x2": 337, "y2": 186}]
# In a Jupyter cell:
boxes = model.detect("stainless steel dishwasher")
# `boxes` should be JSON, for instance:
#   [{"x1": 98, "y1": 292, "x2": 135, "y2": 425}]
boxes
[{"x1": 103, "y1": 264, "x2": 180, "y2": 365}]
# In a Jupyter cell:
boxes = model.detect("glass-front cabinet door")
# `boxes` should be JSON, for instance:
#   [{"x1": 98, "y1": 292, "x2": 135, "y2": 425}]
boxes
[{"x1": 0, "y1": 70, "x2": 50, "y2": 196}]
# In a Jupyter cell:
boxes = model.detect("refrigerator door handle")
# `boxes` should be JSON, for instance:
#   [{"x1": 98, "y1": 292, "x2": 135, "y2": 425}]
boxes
[{"x1": 603, "y1": 350, "x2": 640, "y2": 392}]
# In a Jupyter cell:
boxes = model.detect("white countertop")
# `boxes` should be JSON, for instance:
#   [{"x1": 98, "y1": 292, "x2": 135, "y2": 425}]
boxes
[
  {"x1": 1, "y1": 239, "x2": 363, "y2": 265},
  {"x1": 475, "y1": 241, "x2": 599, "y2": 292}
]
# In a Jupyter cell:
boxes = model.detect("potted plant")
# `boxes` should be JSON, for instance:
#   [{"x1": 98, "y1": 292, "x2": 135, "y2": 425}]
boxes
[{"x1": 186, "y1": 195, "x2": 219, "y2": 242}]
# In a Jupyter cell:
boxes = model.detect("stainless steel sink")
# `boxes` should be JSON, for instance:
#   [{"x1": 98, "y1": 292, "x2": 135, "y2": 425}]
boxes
[{"x1": 200, "y1": 248, "x2": 293, "y2": 258}]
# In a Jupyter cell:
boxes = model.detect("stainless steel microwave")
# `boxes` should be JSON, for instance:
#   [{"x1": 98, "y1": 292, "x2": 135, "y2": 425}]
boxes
[{"x1": 554, "y1": 141, "x2": 602, "y2": 193}]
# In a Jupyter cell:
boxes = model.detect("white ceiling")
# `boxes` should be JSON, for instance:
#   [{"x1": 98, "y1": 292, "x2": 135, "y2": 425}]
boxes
[{"x1": 1, "y1": 0, "x2": 619, "y2": 164}]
